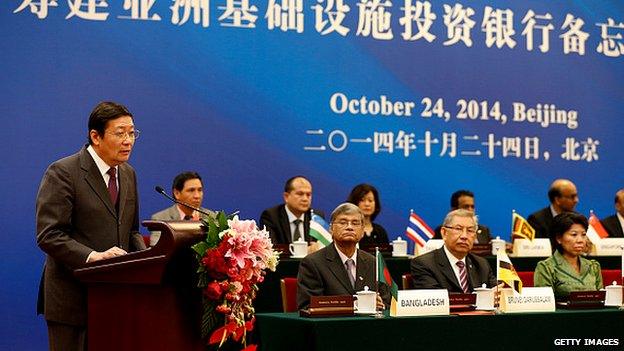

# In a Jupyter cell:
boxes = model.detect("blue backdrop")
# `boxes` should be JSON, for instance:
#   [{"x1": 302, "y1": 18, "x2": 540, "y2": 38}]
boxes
[{"x1": 2, "y1": 1, "x2": 623, "y2": 348}]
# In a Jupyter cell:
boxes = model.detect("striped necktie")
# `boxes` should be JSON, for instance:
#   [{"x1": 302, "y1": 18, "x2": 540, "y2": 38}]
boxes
[{"x1": 456, "y1": 261, "x2": 470, "y2": 293}]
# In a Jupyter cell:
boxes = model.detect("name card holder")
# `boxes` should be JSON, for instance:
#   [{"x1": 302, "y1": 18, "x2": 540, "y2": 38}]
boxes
[
  {"x1": 416, "y1": 239, "x2": 444, "y2": 256},
  {"x1": 590, "y1": 238, "x2": 624, "y2": 256},
  {"x1": 449, "y1": 293, "x2": 477, "y2": 312},
  {"x1": 392, "y1": 289, "x2": 449, "y2": 317},
  {"x1": 300, "y1": 295, "x2": 354, "y2": 318},
  {"x1": 510, "y1": 238, "x2": 551, "y2": 257},
  {"x1": 556, "y1": 291, "x2": 606, "y2": 309},
  {"x1": 499, "y1": 287, "x2": 555, "y2": 313}
]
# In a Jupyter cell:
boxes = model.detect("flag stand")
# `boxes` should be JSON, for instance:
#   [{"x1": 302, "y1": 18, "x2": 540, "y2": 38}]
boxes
[
  {"x1": 374, "y1": 247, "x2": 385, "y2": 318},
  {"x1": 494, "y1": 246, "x2": 503, "y2": 315}
]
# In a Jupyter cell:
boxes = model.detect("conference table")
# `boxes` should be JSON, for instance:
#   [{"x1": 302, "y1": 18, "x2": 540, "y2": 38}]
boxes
[
  {"x1": 255, "y1": 308, "x2": 623, "y2": 351},
  {"x1": 254, "y1": 254, "x2": 623, "y2": 312}
]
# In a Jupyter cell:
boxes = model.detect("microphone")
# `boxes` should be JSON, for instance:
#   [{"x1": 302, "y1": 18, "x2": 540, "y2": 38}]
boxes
[{"x1": 154, "y1": 185, "x2": 213, "y2": 218}]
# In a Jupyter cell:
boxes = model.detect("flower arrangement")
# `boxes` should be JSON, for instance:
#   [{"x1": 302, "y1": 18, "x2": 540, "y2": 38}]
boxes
[{"x1": 192, "y1": 211, "x2": 279, "y2": 350}]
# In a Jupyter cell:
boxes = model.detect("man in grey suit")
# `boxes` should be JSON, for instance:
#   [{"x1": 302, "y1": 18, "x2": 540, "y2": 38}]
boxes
[
  {"x1": 36, "y1": 101, "x2": 147, "y2": 351},
  {"x1": 297, "y1": 203, "x2": 390, "y2": 310},
  {"x1": 150, "y1": 171, "x2": 215, "y2": 246},
  {"x1": 411, "y1": 209, "x2": 496, "y2": 293}
]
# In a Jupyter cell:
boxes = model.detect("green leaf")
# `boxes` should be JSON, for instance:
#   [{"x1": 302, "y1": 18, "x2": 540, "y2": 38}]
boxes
[
  {"x1": 192, "y1": 241, "x2": 209, "y2": 256},
  {"x1": 200, "y1": 301, "x2": 222, "y2": 339}
]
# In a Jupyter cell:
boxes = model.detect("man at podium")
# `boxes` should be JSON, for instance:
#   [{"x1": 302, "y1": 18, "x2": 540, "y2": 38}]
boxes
[{"x1": 35, "y1": 102, "x2": 147, "y2": 351}]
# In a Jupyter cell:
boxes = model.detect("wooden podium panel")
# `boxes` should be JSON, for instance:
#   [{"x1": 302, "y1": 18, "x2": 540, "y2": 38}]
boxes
[{"x1": 75, "y1": 221, "x2": 206, "y2": 351}]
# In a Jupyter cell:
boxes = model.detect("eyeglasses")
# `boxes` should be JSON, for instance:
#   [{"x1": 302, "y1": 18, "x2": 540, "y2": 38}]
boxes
[
  {"x1": 107, "y1": 129, "x2": 140, "y2": 141},
  {"x1": 443, "y1": 225, "x2": 478, "y2": 236},
  {"x1": 333, "y1": 220, "x2": 363, "y2": 228}
]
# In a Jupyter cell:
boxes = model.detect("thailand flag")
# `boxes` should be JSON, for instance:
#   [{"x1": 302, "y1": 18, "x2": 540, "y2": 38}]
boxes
[{"x1": 405, "y1": 211, "x2": 435, "y2": 248}]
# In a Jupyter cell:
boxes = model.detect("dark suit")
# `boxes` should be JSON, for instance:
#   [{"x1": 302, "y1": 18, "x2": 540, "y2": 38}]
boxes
[
  {"x1": 36, "y1": 147, "x2": 146, "y2": 348},
  {"x1": 601, "y1": 214, "x2": 624, "y2": 238},
  {"x1": 410, "y1": 247, "x2": 496, "y2": 293},
  {"x1": 527, "y1": 206, "x2": 555, "y2": 239},
  {"x1": 297, "y1": 244, "x2": 390, "y2": 310},
  {"x1": 260, "y1": 204, "x2": 324, "y2": 245},
  {"x1": 434, "y1": 224, "x2": 493, "y2": 244}
]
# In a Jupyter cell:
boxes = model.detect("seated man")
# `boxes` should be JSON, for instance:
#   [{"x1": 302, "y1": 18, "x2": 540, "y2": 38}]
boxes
[
  {"x1": 297, "y1": 203, "x2": 390, "y2": 310},
  {"x1": 434, "y1": 190, "x2": 492, "y2": 243},
  {"x1": 528, "y1": 179, "x2": 579, "y2": 240},
  {"x1": 150, "y1": 171, "x2": 215, "y2": 246},
  {"x1": 260, "y1": 176, "x2": 324, "y2": 245},
  {"x1": 411, "y1": 209, "x2": 496, "y2": 292},
  {"x1": 601, "y1": 189, "x2": 624, "y2": 237}
]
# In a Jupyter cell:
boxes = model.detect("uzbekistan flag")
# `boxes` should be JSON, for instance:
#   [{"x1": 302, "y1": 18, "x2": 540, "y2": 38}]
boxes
[
  {"x1": 376, "y1": 249, "x2": 398, "y2": 315},
  {"x1": 587, "y1": 212, "x2": 609, "y2": 245},
  {"x1": 309, "y1": 213, "x2": 332, "y2": 247},
  {"x1": 511, "y1": 212, "x2": 535, "y2": 241},
  {"x1": 405, "y1": 211, "x2": 435, "y2": 248},
  {"x1": 497, "y1": 249, "x2": 522, "y2": 294}
]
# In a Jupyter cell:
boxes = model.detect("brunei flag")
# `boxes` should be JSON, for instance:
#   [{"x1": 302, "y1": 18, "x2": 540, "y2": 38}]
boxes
[
  {"x1": 309, "y1": 213, "x2": 332, "y2": 247},
  {"x1": 511, "y1": 212, "x2": 535, "y2": 241},
  {"x1": 376, "y1": 249, "x2": 398, "y2": 315},
  {"x1": 497, "y1": 249, "x2": 522, "y2": 294}
]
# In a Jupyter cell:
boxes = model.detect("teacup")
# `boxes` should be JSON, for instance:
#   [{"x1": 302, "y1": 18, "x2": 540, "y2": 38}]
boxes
[
  {"x1": 491, "y1": 237, "x2": 506, "y2": 255},
  {"x1": 604, "y1": 283, "x2": 623, "y2": 307},
  {"x1": 474, "y1": 284, "x2": 495, "y2": 310},
  {"x1": 289, "y1": 239, "x2": 308, "y2": 258},
  {"x1": 392, "y1": 237, "x2": 407, "y2": 256},
  {"x1": 354, "y1": 286, "x2": 377, "y2": 313}
]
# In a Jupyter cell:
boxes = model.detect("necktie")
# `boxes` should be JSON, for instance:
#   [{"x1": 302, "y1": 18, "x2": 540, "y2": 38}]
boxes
[
  {"x1": 107, "y1": 167, "x2": 118, "y2": 205},
  {"x1": 345, "y1": 259, "x2": 356, "y2": 288},
  {"x1": 293, "y1": 219, "x2": 302, "y2": 242},
  {"x1": 456, "y1": 261, "x2": 470, "y2": 293}
]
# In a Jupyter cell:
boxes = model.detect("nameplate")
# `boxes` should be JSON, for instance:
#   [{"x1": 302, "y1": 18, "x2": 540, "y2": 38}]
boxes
[
  {"x1": 590, "y1": 238, "x2": 624, "y2": 256},
  {"x1": 392, "y1": 289, "x2": 449, "y2": 317},
  {"x1": 499, "y1": 287, "x2": 555, "y2": 313},
  {"x1": 449, "y1": 293, "x2": 477, "y2": 312},
  {"x1": 300, "y1": 295, "x2": 354, "y2": 317},
  {"x1": 417, "y1": 239, "x2": 444, "y2": 256},
  {"x1": 510, "y1": 238, "x2": 551, "y2": 257}
]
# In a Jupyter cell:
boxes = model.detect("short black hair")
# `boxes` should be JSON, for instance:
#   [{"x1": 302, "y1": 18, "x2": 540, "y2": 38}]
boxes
[
  {"x1": 87, "y1": 101, "x2": 133, "y2": 145},
  {"x1": 346, "y1": 183, "x2": 381, "y2": 221},
  {"x1": 172, "y1": 171, "x2": 202, "y2": 193},
  {"x1": 284, "y1": 175, "x2": 310, "y2": 193},
  {"x1": 550, "y1": 212, "x2": 588, "y2": 254},
  {"x1": 450, "y1": 190, "x2": 474, "y2": 209}
]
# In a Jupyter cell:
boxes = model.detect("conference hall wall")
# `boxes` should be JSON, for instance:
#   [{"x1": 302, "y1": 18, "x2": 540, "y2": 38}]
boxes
[{"x1": 2, "y1": 1, "x2": 622, "y2": 348}]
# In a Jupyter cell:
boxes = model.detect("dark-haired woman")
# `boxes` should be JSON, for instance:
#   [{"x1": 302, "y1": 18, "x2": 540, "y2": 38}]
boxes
[
  {"x1": 347, "y1": 184, "x2": 389, "y2": 246},
  {"x1": 534, "y1": 212, "x2": 602, "y2": 300}
]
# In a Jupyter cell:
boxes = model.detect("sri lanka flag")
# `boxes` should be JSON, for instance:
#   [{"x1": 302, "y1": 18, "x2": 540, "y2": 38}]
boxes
[
  {"x1": 511, "y1": 212, "x2": 535, "y2": 241},
  {"x1": 376, "y1": 249, "x2": 398, "y2": 315},
  {"x1": 309, "y1": 213, "x2": 332, "y2": 247},
  {"x1": 497, "y1": 249, "x2": 522, "y2": 294},
  {"x1": 405, "y1": 211, "x2": 435, "y2": 248}
]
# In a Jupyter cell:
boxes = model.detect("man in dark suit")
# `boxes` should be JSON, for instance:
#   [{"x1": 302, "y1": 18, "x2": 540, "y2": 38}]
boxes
[
  {"x1": 260, "y1": 176, "x2": 324, "y2": 247},
  {"x1": 434, "y1": 189, "x2": 493, "y2": 244},
  {"x1": 411, "y1": 209, "x2": 496, "y2": 293},
  {"x1": 297, "y1": 203, "x2": 390, "y2": 310},
  {"x1": 150, "y1": 171, "x2": 215, "y2": 246},
  {"x1": 36, "y1": 102, "x2": 146, "y2": 351},
  {"x1": 601, "y1": 189, "x2": 624, "y2": 238},
  {"x1": 528, "y1": 179, "x2": 579, "y2": 240}
]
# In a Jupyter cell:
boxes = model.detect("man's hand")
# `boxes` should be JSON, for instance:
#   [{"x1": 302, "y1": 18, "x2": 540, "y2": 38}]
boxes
[
  {"x1": 376, "y1": 293, "x2": 385, "y2": 310},
  {"x1": 87, "y1": 246, "x2": 128, "y2": 262}
]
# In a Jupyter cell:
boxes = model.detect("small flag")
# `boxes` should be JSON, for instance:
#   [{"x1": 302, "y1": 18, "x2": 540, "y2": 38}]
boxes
[
  {"x1": 587, "y1": 212, "x2": 609, "y2": 245},
  {"x1": 405, "y1": 211, "x2": 435, "y2": 248},
  {"x1": 511, "y1": 212, "x2": 535, "y2": 241},
  {"x1": 497, "y1": 249, "x2": 522, "y2": 294},
  {"x1": 309, "y1": 213, "x2": 332, "y2": 247},
  {"x1": 376, "y1": 248, "x2": 398, "y2": 315}
]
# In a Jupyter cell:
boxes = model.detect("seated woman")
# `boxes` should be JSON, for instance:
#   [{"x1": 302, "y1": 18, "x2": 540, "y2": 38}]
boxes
[
  {"x1": 347, "y1": 184, "x2": 389, "y2": 247},
  {"x1": 533, "y1": 212, "x2": 603, "y2": 301}
]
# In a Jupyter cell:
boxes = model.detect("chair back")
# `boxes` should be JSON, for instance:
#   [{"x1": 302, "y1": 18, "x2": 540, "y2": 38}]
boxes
[
  {"x1": 280, "y1": 277, "x2": 298, "y2": 312},
  {"x1": 601, "y1": 269, "x2": 622, "y2": 286},
  {"x1": 517, "y1": 271, "x2": 534, "y2": 287},
  {"x1": 401, "y1": 273, "x2": 413, "y2": 290}
]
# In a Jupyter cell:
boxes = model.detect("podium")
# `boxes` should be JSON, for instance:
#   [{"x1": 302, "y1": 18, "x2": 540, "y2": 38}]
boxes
[{"x1": 74, "y1": 220, "x2": 206, "y2": 351}]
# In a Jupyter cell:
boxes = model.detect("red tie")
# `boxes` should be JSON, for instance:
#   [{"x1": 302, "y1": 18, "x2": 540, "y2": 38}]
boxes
[
  {"x1": 107, "y1": 167, "x2": 118, "y2": 205},
  {"x1": 456, "y1": 261, "x2": 470, "y2": 293}
]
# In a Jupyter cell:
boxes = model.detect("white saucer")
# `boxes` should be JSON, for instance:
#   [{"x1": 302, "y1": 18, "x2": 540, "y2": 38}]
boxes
[
  {"x1": 354, "y1": 310, "x2": 377, "y2": 315},
  {"x1": 290, "y1": 255, "x2": 306, "y2": 259},
  {"x1": 391, "y1": 254, "x2": 409, "y2": 257}
]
